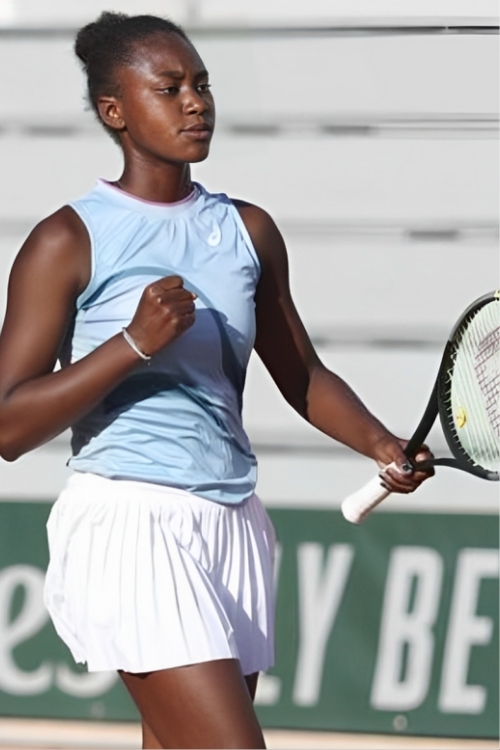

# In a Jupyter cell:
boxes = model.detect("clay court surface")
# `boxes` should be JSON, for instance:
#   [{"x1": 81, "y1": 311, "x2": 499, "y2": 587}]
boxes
[{"x1": 0, "y1": 718, "x2": 497, "y2": 750}]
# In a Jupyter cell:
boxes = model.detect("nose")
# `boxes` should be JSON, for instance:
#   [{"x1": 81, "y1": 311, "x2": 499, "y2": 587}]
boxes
[{"x1": 183, "y1": 87, "x2": 208, "y2": 116}]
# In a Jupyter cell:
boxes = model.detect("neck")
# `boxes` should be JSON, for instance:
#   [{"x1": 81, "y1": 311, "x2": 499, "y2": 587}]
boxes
[{"x1": 116, "y1": 153, "x2": 192, "y2": 204}]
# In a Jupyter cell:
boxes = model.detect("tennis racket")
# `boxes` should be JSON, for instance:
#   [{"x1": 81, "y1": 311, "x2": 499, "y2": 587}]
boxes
[{"x1": 342, "y1": 291, "x2": 500, "y2": 524}]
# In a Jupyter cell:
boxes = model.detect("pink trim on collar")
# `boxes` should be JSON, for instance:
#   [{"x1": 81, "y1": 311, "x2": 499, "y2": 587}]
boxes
[{"x1": 99, "y1": 179, "x2": 197, "y2": 208}]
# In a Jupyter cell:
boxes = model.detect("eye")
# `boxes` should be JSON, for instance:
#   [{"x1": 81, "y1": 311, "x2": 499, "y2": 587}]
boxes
[
  {"x1": 197, "y1": 83, "x2": 212, "y2": 93},
  {"x1": 159, "y1": 86, "x2": 179, "y2": 95}
]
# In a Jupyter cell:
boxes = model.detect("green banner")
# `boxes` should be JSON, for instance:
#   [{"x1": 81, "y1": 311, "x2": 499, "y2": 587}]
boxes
[{"x1": 0, "y1": 502, "x2": 497, "y2": 738}]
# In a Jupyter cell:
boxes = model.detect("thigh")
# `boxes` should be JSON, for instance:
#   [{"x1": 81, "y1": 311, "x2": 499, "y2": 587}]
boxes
[
  {"x1": 244, "y1": 672, "x2": 259, "y2": 701},
  {"x1": 119, "y1": 659, "x2": 265, "y2": 750},
  {"x1": 141, "y1": 674, "x2": 260, "y2": 750}
]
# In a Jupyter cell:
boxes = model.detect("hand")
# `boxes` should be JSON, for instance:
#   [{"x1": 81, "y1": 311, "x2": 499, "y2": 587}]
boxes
[
  {"x1": 126, "y1": 276, "x2": 196, "y2": 357},
  {"x1": 376, "y1": 438, "x2": 435, "y2": 495}
]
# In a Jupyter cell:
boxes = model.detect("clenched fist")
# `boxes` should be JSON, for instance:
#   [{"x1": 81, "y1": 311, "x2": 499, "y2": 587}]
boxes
[{"x1": 125, "y1": 276, "x2": 196, "y2": 357}]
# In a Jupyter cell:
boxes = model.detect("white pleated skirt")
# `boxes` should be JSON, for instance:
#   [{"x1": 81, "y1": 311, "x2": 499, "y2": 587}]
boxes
[{"x1": 44, "y1": 472, "x2": 276, "y2": 675}]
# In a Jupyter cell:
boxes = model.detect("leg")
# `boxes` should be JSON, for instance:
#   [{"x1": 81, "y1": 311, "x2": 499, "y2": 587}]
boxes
[
  {"x1": 142, "y1": 719, "x2": 162, "y2": 749},
  {"x1": 244, "y1": 672, "x2": 259, "y2": 701},
  {"x1": 119, "y1": 659, "x2": 266, "y2": 750},
  {"x1": 140, "y1": 670, "x2": 261, "y2": 748}
]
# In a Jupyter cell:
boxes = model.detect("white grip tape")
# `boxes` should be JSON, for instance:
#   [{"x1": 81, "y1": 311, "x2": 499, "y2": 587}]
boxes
[{"x1": 341, "y1": 462, "x2": 397, "y2": 524}]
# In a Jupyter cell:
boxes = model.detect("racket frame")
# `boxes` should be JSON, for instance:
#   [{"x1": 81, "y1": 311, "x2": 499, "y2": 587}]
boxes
[
  {"x1": 342, "y1": 291, "x2": 499, "y2": 525},
  {"x1": 405, "y1": 291, "x2": 499, "y2": 481}
]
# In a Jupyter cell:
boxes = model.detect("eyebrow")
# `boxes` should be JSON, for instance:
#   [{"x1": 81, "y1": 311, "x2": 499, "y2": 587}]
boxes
[{"x1": 156, "y1": 69, "x2": 209, "y2": 80}]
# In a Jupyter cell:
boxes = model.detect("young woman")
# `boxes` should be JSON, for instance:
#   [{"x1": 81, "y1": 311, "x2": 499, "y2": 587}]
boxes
[{"x1": 0, "y1": 13, "x2": 433, "y2": 749}]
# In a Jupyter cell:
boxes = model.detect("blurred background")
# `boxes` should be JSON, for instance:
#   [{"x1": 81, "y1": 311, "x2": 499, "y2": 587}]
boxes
[{"x1": 0, "y1": 1, "x2": 498, "y2": 748}]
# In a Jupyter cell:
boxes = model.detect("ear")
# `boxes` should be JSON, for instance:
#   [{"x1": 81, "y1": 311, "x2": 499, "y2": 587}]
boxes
[{"x1": 96, "y1": 96, "x2": 126, "y2": 133}]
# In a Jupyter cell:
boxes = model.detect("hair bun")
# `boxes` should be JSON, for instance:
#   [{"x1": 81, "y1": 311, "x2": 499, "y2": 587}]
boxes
[{"x1": 75, "y1": 11, "x2": 129, "y2": 66}]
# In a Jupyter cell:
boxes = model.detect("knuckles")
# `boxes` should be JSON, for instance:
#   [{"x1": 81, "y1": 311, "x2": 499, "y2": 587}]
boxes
[{"x1": 131, "y1": 279, "x2": 196, "y2": 353}]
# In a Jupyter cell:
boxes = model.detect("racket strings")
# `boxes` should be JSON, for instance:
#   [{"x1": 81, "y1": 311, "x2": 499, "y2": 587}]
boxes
[{"x1": 474, "y1": 326, "x2": 500, "y2": 436}]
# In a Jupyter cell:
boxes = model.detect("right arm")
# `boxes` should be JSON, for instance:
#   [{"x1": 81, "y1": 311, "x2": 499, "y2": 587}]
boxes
[{"x1": 0, "y1": 208, "x2": 195, "y2": 461}]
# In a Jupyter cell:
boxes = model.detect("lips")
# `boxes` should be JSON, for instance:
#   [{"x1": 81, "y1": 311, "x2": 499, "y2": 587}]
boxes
[{"x1": 181, "y1": 123, "x2": 213, "y2": 140}]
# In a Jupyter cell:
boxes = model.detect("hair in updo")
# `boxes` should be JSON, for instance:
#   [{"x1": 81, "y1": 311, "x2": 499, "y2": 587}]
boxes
[{"x1": 75, "y1": 12, "x2": 190, "y2": 141}]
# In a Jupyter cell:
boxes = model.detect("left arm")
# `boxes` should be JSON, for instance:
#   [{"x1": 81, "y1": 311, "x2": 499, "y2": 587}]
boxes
[{"x1": 235, "y1": 201, "x2": 432, "y2": 494}]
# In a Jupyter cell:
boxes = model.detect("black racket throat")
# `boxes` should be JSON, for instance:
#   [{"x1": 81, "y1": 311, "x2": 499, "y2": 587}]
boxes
[
  {"x1": 410, "y1": 456, "x2": 498, "y2": 480},
  {"x1": 403, "y1": 381, "x2": 439, "y2": 461}
]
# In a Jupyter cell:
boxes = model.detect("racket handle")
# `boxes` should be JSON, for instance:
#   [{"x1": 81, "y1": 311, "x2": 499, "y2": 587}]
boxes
[{"x1": 341, "y1": 463, "x2": 396, "y2": 524}]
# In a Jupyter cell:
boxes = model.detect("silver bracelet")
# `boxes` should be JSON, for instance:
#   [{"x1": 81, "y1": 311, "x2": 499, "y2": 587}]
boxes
[{"x1": 121, "y1": 328, "x2": 152, "y2": 362}]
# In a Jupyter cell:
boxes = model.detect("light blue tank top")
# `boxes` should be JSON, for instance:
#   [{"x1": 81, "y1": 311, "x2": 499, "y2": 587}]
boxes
[{"x1": 63, "y1": 180, "x2": 260, "y2": 505}]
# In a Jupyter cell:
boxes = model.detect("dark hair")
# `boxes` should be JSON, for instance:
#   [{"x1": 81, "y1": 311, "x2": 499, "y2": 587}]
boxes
[{"x1": 75, "y1": 12, "x2": 190, "y2": 141}]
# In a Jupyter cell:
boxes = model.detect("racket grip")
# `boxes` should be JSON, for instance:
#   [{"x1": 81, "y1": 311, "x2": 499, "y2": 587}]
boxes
[{"x1": 341, "y1": 463, "x2": 396, "y2": 524}]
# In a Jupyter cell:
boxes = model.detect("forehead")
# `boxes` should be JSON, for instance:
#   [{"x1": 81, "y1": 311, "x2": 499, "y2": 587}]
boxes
[{"x1": 126, "y1": 33, "x2": 206, "y2": 78}]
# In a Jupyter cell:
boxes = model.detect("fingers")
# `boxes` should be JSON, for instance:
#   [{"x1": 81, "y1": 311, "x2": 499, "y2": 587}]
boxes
[
  {"x1": 379, "y1": 447, "x2": 435, "y2": 494},
  {"x1": 379, "y1": 463, "x2": 416, "y2": 494},
  {"x1": 413, "y1": 444, "x2": 436, "y2": 478},
  {"x1": 145, "y1": 281, "x2": 197, "y2": 320},
  {"x1": 127, "y1": 277, "x2": 197, "y2": 356},
  {"x1": 148, "y1": 275, "x2": 197, "y2": 306},
  {"x1": 376, "y1": 437, "x2": 436, "y2": 494},
  {"x1": 153, "y1": 275, "x2": 185, "y2": 292},
  {"x1": 149, "y1": 286, "x2": 196, "y2": 311}
]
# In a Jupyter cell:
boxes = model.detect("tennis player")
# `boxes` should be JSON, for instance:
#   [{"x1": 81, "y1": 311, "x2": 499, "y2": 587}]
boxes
[{"x1": 0, "y1": 13, "x2": 433, "y2": 749}]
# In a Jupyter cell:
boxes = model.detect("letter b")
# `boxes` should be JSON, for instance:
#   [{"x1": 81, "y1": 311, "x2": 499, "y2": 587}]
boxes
[{"x1": 370, "y1": 547, "x2": 443, "y2": 711}]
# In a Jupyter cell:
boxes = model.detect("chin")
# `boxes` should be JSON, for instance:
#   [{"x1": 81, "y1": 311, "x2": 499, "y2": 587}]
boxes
[{"x1": 187, "y1": 146, "x2": 211, "y2": 163}]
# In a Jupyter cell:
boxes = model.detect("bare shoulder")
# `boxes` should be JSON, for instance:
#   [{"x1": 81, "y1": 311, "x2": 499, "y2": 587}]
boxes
[
  {"x1": 12, "y1": 205, "x2": 90, "y2": 296},
  {"x1": 231, "y1": 199, "x2": 285, "y2": 267}
]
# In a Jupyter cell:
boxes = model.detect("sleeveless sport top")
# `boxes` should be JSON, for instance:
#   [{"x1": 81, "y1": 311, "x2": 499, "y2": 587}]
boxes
[{"x1": 63, "y1": 180, "x2": 260, "y2": 505}]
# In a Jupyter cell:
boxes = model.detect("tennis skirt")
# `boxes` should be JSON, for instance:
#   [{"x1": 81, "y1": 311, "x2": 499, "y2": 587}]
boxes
[{"x1": 44, "y1": 472, "x2": 277, "y2": 675}]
